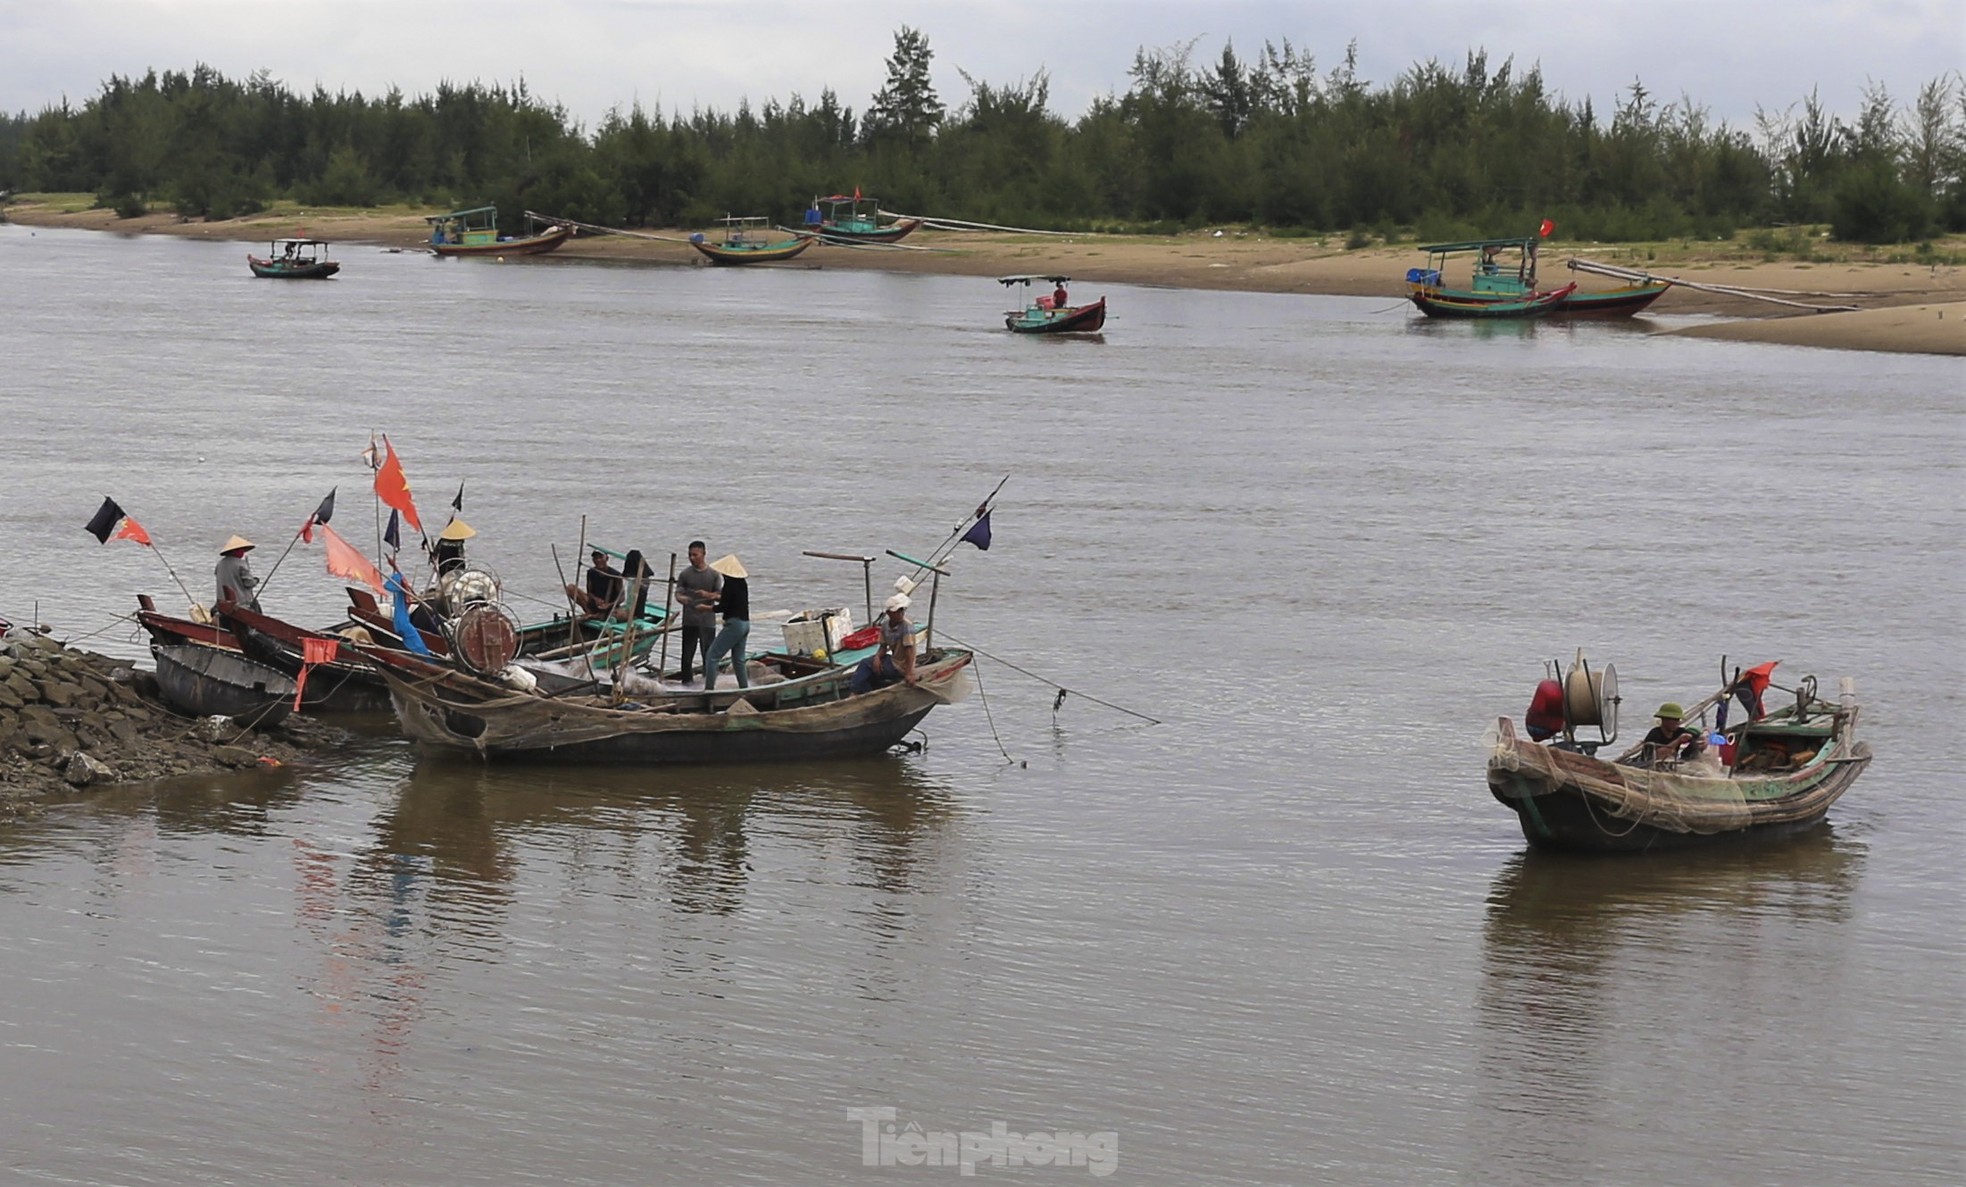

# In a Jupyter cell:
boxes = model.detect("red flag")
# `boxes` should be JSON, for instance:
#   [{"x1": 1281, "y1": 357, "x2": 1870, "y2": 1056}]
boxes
[
  {"x1": 114, "y1": 517, "x2": 153, "y2": 547},
  {"x1": 1738, "y1": 660, "x2": 1779, "y2": 720},
  {"x1": 854, "y1": 185, "x2": 862, "y2": 201},
  {"x1": 372, "y1": 437, "x2": 423, "y2": 536},
  {"x1": 1538, "y1": 218, "x2": 1555, "y2": 238},
  {"x1": 319, "y1": 523, "x2": 386, "y2": 594}
]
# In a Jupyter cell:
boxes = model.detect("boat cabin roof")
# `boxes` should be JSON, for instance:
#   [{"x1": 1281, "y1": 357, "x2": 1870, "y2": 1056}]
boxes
[
  {"x1": 998, "y1": 274, "x2": 1071, "y2": 285},
  {"x1": 270, "y1": 238, "x2": 328, "y2": 249},
  {"x1": 1416, "y1": 236, "x2": 1538, "y2": 255},
  {"x1": 425, "y1": 205, "x2": 498, "y2": 225}
]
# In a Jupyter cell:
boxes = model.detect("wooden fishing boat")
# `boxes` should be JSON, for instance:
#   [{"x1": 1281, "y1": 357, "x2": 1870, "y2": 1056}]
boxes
[
  {"x1": 360, "y1": 643, "x2": 972, "y2": 763},
  {"x1": 1487, "y1": 659, "x2": 1871, "y2": 852},
  {"x1": 213, "y1": 603, "x2": 393, "y2": 713},
  {"x1": 688, "y1": 217, "x2": 814, "y2": 264},
  {"x1": 1409, "y1": 284, "x2": 1574, "y2": 319},
  {"x1": 150, "y1": 642, "x2": 295, "y2": 725},
  {"x1": 1407, "y1": 234, "x2": 1668, "y2": 318},
  {"x1": 425, "y1": 206, "x2": 571, "y2": 257},
  {"x1": 247, "y1": 238, "x2": 340, "y2": 279},
  {"x1": 1000, "y1": 275, "x2": 1107, "y2": 334},
  {"x1": 799, "y1": 193, "x2": 921, "y2": 243}
]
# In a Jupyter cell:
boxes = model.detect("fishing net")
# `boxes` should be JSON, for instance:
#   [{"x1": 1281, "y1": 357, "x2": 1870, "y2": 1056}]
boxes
[{"x1": 1488, "y1": 729, "x2": 1751, "y2": 834}]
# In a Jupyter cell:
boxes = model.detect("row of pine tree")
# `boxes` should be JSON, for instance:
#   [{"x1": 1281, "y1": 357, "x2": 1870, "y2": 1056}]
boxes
[{"x1": 2, "y1": 30, "x2": 1961, "y2": 244}]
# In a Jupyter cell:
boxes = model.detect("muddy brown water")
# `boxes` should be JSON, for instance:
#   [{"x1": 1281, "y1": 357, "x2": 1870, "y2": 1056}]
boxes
[{"x1": 1, "y1": 225, "x2": 1960, "y2": 1184}]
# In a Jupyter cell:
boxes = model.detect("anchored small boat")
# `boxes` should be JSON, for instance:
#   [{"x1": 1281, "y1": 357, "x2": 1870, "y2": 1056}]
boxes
[
  {"x1": 425, "y1": 206, "x2": 571, "y2": 257},
  {"x1": 689, "y1": 216, "x2": 814, "y2": 264},
  {"x1": 150, "y1": 642, "x2": 296, "y2": 725},
  {"x1": 1408, "y1": 233, "x2": 1668, "y2": 319},
  {"x1": 1487, "y1": 653, "x2": 1872, "y2": 852},
  {"x1": 799, "y1": 193, "x2": 921, "y2": 244},
  {"x1": 247, "y1": 238, "x2": 340, "y2": 279},
  {"x1": 1000, "y1": 275, "x2": 1107, "y2": 334}
]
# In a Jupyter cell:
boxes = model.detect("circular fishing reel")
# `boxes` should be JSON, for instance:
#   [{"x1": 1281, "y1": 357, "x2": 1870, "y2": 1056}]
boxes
[
  {"x1": 442, "y1": 566, "x2": 503, "y2": 610},
  {"x1": 448, "y1": 601, "x2": 522, "y2": 676}
]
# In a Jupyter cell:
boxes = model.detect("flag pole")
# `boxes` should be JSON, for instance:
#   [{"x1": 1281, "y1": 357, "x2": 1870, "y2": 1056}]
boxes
[
  {"x1": 254, "y1": 524, "x2": 308, "y2": 600},
  {"x1": 896, "y1": 476, "x2": 1007, "y2": 592},
  {"x1": 146, "y1": 537, "x2": 201, "y2": 613}
]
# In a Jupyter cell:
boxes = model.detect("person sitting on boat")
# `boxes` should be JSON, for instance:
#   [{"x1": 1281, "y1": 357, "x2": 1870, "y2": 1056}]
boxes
[
  {"x1": 1641, "y1": 702, "x2": 1702, "y2": 765},
  {"x1": 566, "y1": 548, "x2": 623, "y2": 619},
  {"x1": 1051, "y1": 280, "x2": 1070, "y2": 311},
  {"x1": 850, "y1": 594, "x2": 918, "y2": 694},
  {"x1": 214, "y1": 535, "x2": 261, "y2": 612}
]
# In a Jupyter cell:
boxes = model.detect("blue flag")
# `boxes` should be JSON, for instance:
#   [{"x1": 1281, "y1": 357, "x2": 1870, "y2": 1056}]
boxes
[
  {"x1": 385, "y1": 571, "x2": 432, "y2": 656},
  {"x1": 383, "y1": 509, "x2": 401, "y2": 551},
  {"x1": 960, "y1": 510, "x2": 992, "y2": 551}
]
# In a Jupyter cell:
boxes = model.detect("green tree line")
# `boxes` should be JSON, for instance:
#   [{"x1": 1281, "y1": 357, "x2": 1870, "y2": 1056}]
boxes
[{"x1": 2, "y1": 33, "x2": 1961, "y2": 244}]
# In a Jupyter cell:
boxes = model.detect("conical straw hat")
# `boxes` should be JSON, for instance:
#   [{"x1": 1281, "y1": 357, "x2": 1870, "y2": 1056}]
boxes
[
  {"x1": 220, "y1": 535, "x2": 255, "y2": 554},
  {"x1": 710, "y1": 554, "x2": 748, "y2": 578}
]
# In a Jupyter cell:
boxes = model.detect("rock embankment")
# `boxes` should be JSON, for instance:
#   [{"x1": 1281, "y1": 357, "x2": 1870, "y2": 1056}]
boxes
[{"x1": 0, "y1": 631, "x2": 337, "y2": 807}]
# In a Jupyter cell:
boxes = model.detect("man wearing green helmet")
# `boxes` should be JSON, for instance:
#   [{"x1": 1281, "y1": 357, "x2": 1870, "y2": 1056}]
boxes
[{"x1": 1641, "y1": 702, "x2": 1701, "y2": 765}]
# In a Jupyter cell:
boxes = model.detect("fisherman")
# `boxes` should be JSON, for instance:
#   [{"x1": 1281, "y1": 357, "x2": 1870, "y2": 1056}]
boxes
[
  {"x1": 674, "y1": 539, "x2": 723, "y2": 686},
  {"x1": 432, "y1": 519, "x2": 475, "y2": 577},
  {"x1": 702, "y1": 554, "x2": 751, "y2": 691},
  {"x1": 1642, "y1": 702, "x2": 1702, "y2": 764},
  {"x1": 214, "y1": 535, "x2": 260, "y2": 611},
  {"x1": 566, "y1": 548, "x2": 624, "y2": 619},
  {"x1": 850, "y1": 594, "x2": 917, "y2": 694},
  {"x1": 1051, "y1": 279, "x2": 1070, "y2": 310}
]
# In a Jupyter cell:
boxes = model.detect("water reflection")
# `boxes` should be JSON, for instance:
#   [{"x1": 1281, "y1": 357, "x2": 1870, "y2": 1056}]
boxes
[{"x1": 1470, "y1": 830, "x2": 1866, "y2": 1178}]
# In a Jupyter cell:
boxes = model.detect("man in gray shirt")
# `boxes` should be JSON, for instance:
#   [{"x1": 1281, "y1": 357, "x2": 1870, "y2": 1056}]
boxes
[
  {"x1": 674, "y1": 539, "x2": 722, "y2": 686},
  {"x1": 214, "y1": 535, "x2": 260, "y2": 612}
]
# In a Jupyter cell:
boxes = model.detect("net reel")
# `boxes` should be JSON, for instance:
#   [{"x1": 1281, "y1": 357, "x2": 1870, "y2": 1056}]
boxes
[{"x1": 1548, "y1": 648, "x2": 1620, "y2": 753}]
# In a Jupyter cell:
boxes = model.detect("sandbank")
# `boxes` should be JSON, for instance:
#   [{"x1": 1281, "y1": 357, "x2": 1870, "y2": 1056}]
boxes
[{"x1": 7, "y1": 197, "x2": 1965, "y2": 357}]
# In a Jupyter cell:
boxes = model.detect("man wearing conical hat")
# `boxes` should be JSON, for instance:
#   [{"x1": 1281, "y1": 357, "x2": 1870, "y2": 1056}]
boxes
[{"x1": 214, "y1": 535, "x2": 260, "y2": 611}]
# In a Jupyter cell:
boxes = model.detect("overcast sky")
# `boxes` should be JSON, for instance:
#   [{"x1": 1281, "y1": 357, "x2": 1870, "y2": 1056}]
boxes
[{"x1": 3, "y1": 1, "x2": 1961, "y2": 132}]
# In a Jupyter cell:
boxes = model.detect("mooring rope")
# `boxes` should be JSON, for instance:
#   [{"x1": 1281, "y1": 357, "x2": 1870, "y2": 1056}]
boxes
[{"x1": 937, "y1": 633, "x2": 1161, "y2": 725}]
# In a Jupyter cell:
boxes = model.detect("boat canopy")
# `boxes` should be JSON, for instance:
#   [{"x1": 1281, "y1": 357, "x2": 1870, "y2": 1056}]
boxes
[
  {"x1": 270, "y1": 238, "x2": 328, "y2": 249},
  {"x1": 427, "y1": 205, "x2": 497, "y2": 223},
  {"x1": 997, "y1": 274, "x2": 1071, "y2": 285},
  {"x1": 1416, "y1": 237, "x2": 1538, "y2": 255}
]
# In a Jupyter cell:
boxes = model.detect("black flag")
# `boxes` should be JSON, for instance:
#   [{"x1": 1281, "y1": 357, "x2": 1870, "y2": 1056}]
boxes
[
  {"x1": 300, "y1": 488, "x2": 337, "y2": 543},
  {"x1": 84, "y1": 496, "x2": 128, "y2": 544},
  {"x1": 383, "y1": 509, "x2": 401, "y2": 551},
  {"x1": 960, "y1": 509, "x2": 993, "y2": 551},
  {"x1": 451, "y1": 481, "x2": 465, "y2": 512}
]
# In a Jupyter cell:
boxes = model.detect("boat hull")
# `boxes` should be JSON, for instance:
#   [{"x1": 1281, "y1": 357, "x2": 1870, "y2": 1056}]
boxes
[
  {"x1": 689, "y1": 236, "x2": 814, "y2": 264},
  {"x1": 1410, "y1": 283, "x2": 1575, "y2": 319},
  {"x1": 215, "y1": 604, "x2": 392, "y2": 713},
  {"x1": 431, "y1": 226, "x2": 572, "y2": 257},
  {"x1": 812, "y1": 218, "x2": 921, "y2": 244},
  {"x1": 1551, "y1": 281, "x2": 1671, "y2": 317},
  {"x1": 1486, "y1": 716, "x2": 1871, "y2": 853},
  {"x1": 366, "y1": 646, "x2": 971, "y2": 764},
  {"x1": 151, "y1": 643, "x2": 295, "y2": 725},
  {"x1": 1007, "y1": 298, "x2": 1107, "y2": 334},
  {"x1": 248, "y1": 258, "x2": 340, "y2": 279}
]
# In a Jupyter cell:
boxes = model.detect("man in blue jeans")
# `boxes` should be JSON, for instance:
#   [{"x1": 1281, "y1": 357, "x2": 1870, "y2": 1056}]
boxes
[
  {"x1": 851, "y1": 594, "x2": 917, "y2": 694},
  {"x1": 702, "y1": 554, "x2": 750, "y2": 691}
]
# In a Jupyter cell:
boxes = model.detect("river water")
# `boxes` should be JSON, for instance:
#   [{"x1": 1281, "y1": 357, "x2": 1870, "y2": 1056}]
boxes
[{"x1": 0, "y1": 224, "x2": 1960, "y2": 1184}]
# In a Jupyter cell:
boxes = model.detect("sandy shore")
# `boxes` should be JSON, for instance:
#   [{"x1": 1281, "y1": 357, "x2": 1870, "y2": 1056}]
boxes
[{"x1": 8, "y1": 199, "x2": 1965, "y2": 356}]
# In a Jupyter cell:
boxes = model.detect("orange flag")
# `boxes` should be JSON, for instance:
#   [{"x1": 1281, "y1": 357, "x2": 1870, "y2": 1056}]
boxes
[
  {"x1": 319, "y1": 523, "x2": 386, "y2": 594},
  {"x1": 372, "y1": 436, "x2": 423, "y2": 535},
  {"x1": 114, "y1": 517, "x2": 153, "y2": 546}
]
